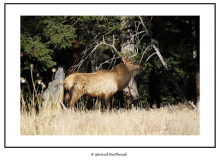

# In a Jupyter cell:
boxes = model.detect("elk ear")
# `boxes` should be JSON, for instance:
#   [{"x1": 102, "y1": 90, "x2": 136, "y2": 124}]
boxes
[{"x1": 122, "y1": 57, "x2": 126, "y2": 63}]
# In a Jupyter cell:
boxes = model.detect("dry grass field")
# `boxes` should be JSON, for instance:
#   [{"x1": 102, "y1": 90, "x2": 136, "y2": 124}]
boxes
[{"x1": 20, "y1": 106, "x2": 200, "y2": 135}]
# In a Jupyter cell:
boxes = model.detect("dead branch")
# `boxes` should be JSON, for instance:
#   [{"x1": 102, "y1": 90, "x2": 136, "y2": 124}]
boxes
[
  {"x1": 97, "y1": 56, "x2": 121, "y2": 70},
  {"x1": 61, "y1": 16, "x2": 76, "y2": 24},
  {"x1": 188, "y1": 101, "x2": 198, "y2": 111},
  {"x1": 60, "y1": 99, "x2": 67, "y2": 111},
  {"x1": 139, "y1": 45, "x2": 152, "y2": 64},
  {"x1": 139, "y1": 16, "x2": 153, "y2": 42},
  {"x1": 71, "y1": 20, "x2": 78, "y2": 27},
  {"x1": 66, "y1": 35, "x2": 125, "y2": 76},
  {"x1": 145, "y1": 52, "x2": 157, "y2": 63},
  {"x1": 66, "y1": 33, "x2": 101, "y2": 76},
  {"x1": 151, "y1": 45, "x2": 189, "y2": 106},
  {"x1": 139, "y1": 16, "x2": 158, "y2": 46},
  {"x1": 139, "y1": 16, "x2": 198, "y2": 110},
  {"x1": 152, "y1": 44, "x2": 168, "y2": 68},
  {"x1": 76, "y1": 42, "x2": 102, "y2": 72}
]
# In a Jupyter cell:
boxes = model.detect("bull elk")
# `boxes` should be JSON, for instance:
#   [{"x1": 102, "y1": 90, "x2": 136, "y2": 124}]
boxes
[{"x1": 64, "y1": 35, "x2": 141, "y2": 111}]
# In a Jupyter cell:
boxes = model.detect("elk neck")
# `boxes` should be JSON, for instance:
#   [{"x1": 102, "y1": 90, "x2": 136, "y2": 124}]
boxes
[{"x1": 113, "y1": 62, "x2": 133, "y2": 91}]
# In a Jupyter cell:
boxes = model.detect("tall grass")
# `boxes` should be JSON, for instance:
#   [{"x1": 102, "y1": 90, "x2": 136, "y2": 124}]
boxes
[
  {"x1": 20, "y1": 65, "x2": 199, "y2": 135},
  {"x1": 20, "y1": 106, "x2": 200, "y2": 135}
]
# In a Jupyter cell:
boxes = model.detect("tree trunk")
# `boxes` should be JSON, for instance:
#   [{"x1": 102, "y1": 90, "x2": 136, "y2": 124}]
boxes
[
  {"x1": 121, "y1": 19, "x2": 140, "y2": 109},
  {"x1": 43, "y1": 68, "x2": 65, "y2": 112}
]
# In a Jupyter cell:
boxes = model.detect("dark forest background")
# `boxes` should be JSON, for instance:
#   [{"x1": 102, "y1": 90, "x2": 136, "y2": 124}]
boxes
[{"x1": 20, "y1": 16, "x2": 199, "y2": 108}]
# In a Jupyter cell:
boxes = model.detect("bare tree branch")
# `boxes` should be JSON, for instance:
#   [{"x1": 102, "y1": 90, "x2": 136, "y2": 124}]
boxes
[
  {"x1": 97, "y1": 56, "x2": 121, "y2": 70},
  {"x1": 152, "y1": 44, "x2": 168, "y2": 69},
  {"x1": 139, "y1": 16, "x2": 153, "y2": 41},
  {"x1": 139, "y1": 16, "x2": 158, "y2": 46},
  {"x1": 139, "y1": 45, "x2": 152, "y2": 64},
  {"x1": 76, "y1": 43, "x2": 102, "y2": 72},
  {"x1": 66, "y1": 35, "x2": 125, "y2": 76},
  {"x1": 66, "y1": 33, "x2": 101, "y2": 76},
  {"x1": 139, "y1": 16, "x2": 198, "y2": 110},
  {"x1": 60, "y1": 99, "x2": 67, "y2": 111},
  {"x1": 71, "y1": 20, "x2": 78, "y2": 27},
  {"x1": 61, "y1": 16, "x2": 76, "y2": 24},
  {"x1": 145, "y1": 52, "x2": 157, "y2": 63}
]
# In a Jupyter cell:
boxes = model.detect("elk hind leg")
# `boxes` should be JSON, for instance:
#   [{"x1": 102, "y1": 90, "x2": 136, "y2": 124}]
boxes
[
  {"x1": 69, "y1": 88, "x2": 82, "y2": 110},
  {"x1": 65, "y1": 91, "x2": 71, "y2": 107}
]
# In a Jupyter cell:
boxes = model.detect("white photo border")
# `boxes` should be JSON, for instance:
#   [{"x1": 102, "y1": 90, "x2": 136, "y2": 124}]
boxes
[{"x1": 5, "y1": 3, "x2": 215, "y2": 147}]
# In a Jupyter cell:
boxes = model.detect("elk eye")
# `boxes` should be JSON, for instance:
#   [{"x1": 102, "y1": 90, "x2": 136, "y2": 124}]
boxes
[{"x1": 130, "y1": 63, "x2": 133, "y2": 64}]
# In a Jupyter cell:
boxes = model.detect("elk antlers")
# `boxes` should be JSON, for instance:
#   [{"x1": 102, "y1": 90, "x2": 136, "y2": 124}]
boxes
[
  {"x1": 66, "y1": 34, "x2": 137, "y2": 76},
  {"x1": 101, "y1": 35, "x2": 138, "y2": 60},
  {"x1": 100, "y1": 35, "x2": 124, "y2": 58}
]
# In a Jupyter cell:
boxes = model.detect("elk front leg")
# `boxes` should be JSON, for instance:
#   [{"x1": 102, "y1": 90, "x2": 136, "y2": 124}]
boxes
[{"x1": 104, "y1": 95, "x2": 110, "y2": 112}]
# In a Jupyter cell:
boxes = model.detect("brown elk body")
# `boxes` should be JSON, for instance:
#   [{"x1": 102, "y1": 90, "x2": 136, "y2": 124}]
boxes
[{"x1": 64, "y1": 57, "x2": 141, "y2": 111}]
